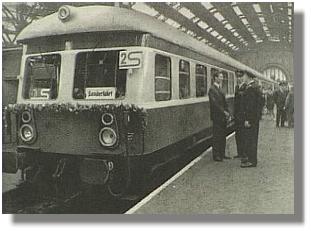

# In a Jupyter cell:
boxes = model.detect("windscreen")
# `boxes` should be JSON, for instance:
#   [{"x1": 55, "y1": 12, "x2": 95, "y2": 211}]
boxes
[
  {"x1": 73, "y1": 50, "x2": 127, "y2": 100},
  {"x1": 23, "y1": 54, "x2": 61, "y2": 100}
]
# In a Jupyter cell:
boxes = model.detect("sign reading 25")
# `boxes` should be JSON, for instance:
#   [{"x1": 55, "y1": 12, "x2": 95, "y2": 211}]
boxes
[{"x1": 119, "y1": 50, "x2": 143, "y2": 69}]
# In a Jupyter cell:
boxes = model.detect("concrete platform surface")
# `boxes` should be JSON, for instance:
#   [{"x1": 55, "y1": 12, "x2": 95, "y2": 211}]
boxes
[{"x1": 130, "y1": 118, "x2": 294, "y2": 214}]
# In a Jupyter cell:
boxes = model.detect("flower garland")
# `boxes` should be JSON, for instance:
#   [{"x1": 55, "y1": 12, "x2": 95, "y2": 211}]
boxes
[{"x1": 4, "y1": 103, "x2": 147, "y2": 129}]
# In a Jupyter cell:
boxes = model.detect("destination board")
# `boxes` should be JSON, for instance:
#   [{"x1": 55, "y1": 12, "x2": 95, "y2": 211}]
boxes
[{"x1": 85, "y1": 87, "x2": 116, "y2": 100}]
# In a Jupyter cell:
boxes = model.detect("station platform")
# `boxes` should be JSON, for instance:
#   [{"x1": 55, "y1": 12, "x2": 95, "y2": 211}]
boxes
[{"x1": 127, "y1": 117, "x2": 294, "y2": 214}]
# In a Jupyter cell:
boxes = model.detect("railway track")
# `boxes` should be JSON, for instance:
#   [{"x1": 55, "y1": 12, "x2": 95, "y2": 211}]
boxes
[
  {"x1": 3, "y1": 184, "x2": 137, "y2": 214},
  {"x1": 2, "y1": 183, "x2": 81, "y2": 214}
]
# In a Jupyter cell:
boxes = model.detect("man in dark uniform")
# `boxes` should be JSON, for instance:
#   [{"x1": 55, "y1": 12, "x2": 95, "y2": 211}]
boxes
[
  {"x1": 208, "y1": 72, "x2": 231, "y2": 162},
  {"x1": 273, "y1": 82, "x2": 288, "y2": 127},
  {"x1": 240, "y1": 71, "x2": 264, "y2": 168},
  {"x1": 233, "y1": 71, "x2": 247, "y2": 162}
]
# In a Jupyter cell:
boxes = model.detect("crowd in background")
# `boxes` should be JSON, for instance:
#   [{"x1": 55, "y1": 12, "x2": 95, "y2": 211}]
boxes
[{"x1": 262, "y1": 81, "x2": 294, "y2": 128}]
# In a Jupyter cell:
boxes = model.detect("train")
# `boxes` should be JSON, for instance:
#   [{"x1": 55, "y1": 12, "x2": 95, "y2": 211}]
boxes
[
  {"x1": 3, "y1": 5, "x2": 275, "y2": 197},
  {"x1": 2, "y1": 47, "x2": 22, "y2": 173}
]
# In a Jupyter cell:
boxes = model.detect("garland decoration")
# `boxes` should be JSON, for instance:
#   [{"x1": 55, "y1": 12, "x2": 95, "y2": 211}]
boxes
[{"x1": 4, "y1": 103, "x2": 147, "y2": 129}]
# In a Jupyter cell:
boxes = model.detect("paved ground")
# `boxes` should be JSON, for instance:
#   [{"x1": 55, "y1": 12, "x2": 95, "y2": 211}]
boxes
[{"x1": 133, "y1": 117, "x2": 294, "y2": 214}]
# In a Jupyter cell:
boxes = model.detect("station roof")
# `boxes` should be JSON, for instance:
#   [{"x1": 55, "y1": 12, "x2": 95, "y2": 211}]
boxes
[
  {"x1": 3, "y1": 2, "x2": 293, "y2": 56},
  {"x1": 132, "y1": 2, "x2": 293, "y2": 55}
]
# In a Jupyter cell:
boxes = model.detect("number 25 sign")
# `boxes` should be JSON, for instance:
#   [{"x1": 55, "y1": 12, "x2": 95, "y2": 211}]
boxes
[{"x1": 119, "y1": 50, "x2": 142, "y2": 69}]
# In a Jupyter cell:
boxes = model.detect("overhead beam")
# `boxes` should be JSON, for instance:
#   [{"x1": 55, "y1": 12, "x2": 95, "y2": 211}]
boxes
[
  {"x1": 260, "y1": 2, "x2": 292, "y2": 44},
  {"x1": 237, "y1": 3, "x2": 267, "y2": 41},
  {"x1": 260, "y1": 3, "x2": 279, "y2": 39},
  {"x1": 273, "y1": 3, "x2": 291, "y2": 42},
  {"x1": 212, "y1": 2, "x2": 256, "y2": 45},
  {"x1": 145, "y1": 2, "x2": 232, "y2": 53},
  {"x1": 180, "y1": 2, "x2": 244, "y2": 48}
]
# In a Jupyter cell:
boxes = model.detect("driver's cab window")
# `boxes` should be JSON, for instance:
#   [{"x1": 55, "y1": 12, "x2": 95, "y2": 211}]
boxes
[
  {"x1": 73, "y1": 50, "x2": 127, "y2": 99},
  {"x1": 23, "y1": 54, "x2": 61, "y2": 100}
]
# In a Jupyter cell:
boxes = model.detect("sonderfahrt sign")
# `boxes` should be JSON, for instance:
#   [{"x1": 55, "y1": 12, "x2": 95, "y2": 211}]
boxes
[{"x1": 85, "y1": 87, "x2": 116, "y2": 100}]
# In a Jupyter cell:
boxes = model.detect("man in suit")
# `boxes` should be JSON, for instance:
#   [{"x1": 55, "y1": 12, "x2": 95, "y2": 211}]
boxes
[
  {"x1": 233, "y1": 71, "x2": 247, "y2": 162},
  {"x1": 240, "y1": 71, "x2": 264, "y2": 168},
  {"x1": 208, "y1": 72, "x2": 231, "y2": 162}
]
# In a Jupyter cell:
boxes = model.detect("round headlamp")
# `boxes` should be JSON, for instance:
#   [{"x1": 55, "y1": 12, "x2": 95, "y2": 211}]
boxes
[
  {"x1": 99, "y1": 127, "x2": 117, "y2": 147},
  {"x1": 101, "y1": 113, "x2": 114, "y2": 126},
  {"x1": 21, "y1": 110, "x2": 32, "y2": 123},
  {"x1": 20, "y1": 124, "x2": 34, "y2": 142},
  {"x1": 58, "y1": 6, "x2": 71, "y2": 21}
]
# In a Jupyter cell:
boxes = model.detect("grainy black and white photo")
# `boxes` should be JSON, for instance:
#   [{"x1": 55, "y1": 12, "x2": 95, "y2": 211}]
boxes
[{"x1": 2, "y1": 2, "x2": 294, "y2": 215}]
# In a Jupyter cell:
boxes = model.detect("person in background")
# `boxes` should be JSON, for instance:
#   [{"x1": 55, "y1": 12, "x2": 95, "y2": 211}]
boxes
[
  {"x1": 284, "y1": 86, "x2": 294, "y2": 128},
  {"x1": 266, "y1": 88, "x2": 275, "y2": 120},
  {"x1": 233, "y1": 70, "x2": 247, "y2": 162},
  {"x1": 208, "y1": 72, "x2": 231, "y2": 162},
  {"x1": 273, "y1": 82, "x2": 288, "y2": 127},
  {"x1": 240, "y1": 71, "x2": 264, "y2": 168}
]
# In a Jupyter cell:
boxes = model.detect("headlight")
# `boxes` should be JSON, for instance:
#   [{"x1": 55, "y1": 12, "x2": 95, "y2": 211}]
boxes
[
  {"x1": 99, "y1": 127, "x2": 117, "y2": 147},
  {"x1": 101, "y1": 113, "x2": 114, "y2": 126},
  {"x1": 21, "y1": 110, "x2": 32, "y2": 123},
  {"x1": 20, "y1": 124, "x2": 34, "y2": 142}
]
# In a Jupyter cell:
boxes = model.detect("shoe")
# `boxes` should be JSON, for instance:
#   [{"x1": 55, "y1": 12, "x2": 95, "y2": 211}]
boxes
[
  {"x1": 241, "y1": 160, "x2": 248, "y2": 164},
  {"x1": 233, "y1": 155, "x2": 242, "y2": 159},
  {"x1": 240, "y1": 162, "x2": 256, "y2": 168},
  {"x1": 241, "y1": 157, "x2": 248, "y2": 163},
  {"x1": 214, "y1": 157, "x2": 223, "y2": 162},
  {"x1": 223, "y1": 156, "x2": 232, "y2": 160}
]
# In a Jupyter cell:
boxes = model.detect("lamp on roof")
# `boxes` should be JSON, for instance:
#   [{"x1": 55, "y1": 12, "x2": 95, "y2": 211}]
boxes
[{"x1": 58, "y1": 5, "x2": 71, "y2": 22}]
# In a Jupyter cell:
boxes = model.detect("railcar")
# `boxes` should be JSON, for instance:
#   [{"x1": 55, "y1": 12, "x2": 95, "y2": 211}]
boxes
[
  {"x1": 5, "y1": 5, "x2": 275, "y2": 197},
  {"x1": 2, "y1": 47, "x2": 22, "y2": 172}
]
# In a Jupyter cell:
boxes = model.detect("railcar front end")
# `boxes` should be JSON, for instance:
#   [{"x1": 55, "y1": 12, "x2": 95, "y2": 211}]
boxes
[{"x1": 8, "y1": 36, "x2": 152, "y2": 196}]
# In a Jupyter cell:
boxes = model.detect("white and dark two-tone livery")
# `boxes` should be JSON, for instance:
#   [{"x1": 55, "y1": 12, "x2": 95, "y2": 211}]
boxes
[{"x1": 7, "y1": 5, "x2": 275, "y2": 196}]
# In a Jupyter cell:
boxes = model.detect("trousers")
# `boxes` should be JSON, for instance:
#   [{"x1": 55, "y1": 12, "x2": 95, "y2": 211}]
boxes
[
  {"x1": 244, "y1": 121, "x2": 259, "y2": 165},
  {"x1": 235, "y1": 123, "x2": 246, "y2": 158},
  {"x1": 212, "y1": 122, "x2": 226, "y2": 160},
  {"x1": 276, "y1": 107, "x2": 286, "y2": 127}
]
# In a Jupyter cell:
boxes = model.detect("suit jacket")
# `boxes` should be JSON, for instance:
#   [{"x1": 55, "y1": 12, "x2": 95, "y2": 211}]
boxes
[
  {"x1": 243, "y1": 81, "x2": 264, "y2": 125},
  {"x1": 285, "y1": 91, "x2": 294, "y2": 113},
  {"x1": 273, "y1": 89, "x2": 287, "y2": 109},
  {"x1": 234, "y1": 83, "x2": 247, "y2": 125},
  {"x1": 208, "y1": 84, "x2": 228, "y2": 125}
]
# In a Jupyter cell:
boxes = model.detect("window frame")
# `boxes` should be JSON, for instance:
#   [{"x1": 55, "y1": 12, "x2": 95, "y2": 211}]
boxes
[
  {"x1": 228, "y1": 72, "x2": 235, "y2": 95},
  {"x1": 72, "y1": 50, "x2": 128, "y2": 100},
  {"x1": 220, "y1": 70, "x2": 229, "y2": 95},
  {"x1": 22, "y1": 53, "x2": 61, "y2": 100},
  {"x1": 154, "y1": 54, "x2": 172, "y2": 102},
  {"x1": 179, "y1": 59, "x2": 191, "y2": 99},
  {"x1": 195, "y1": 64, "x2": 207, "y2": 98}
]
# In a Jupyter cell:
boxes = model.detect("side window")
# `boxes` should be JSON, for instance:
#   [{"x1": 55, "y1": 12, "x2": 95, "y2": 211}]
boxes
[
  {"x1": 196, "y1": 64, "x2": 207, "y2": 97},
  {"x1": 220, "y1": 71, "x2": 228, "y2": 95},
  {"x1": 179, "y1": 60, "x2": 190, "y2": 99},
  {"x1": 155, "y1": 54, "x2": 171, "y2": 101},
  {"x1": 211, "y1": 68, "x2": 219, "y2": 85},
  {"x1": 228, "y1": 72, "x2": 235, "y2": 95}
]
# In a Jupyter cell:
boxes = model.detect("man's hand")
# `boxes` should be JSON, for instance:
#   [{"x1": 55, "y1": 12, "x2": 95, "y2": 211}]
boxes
[{"x1": 244, "y1": 120, "x2": 251, "y2": 128}]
